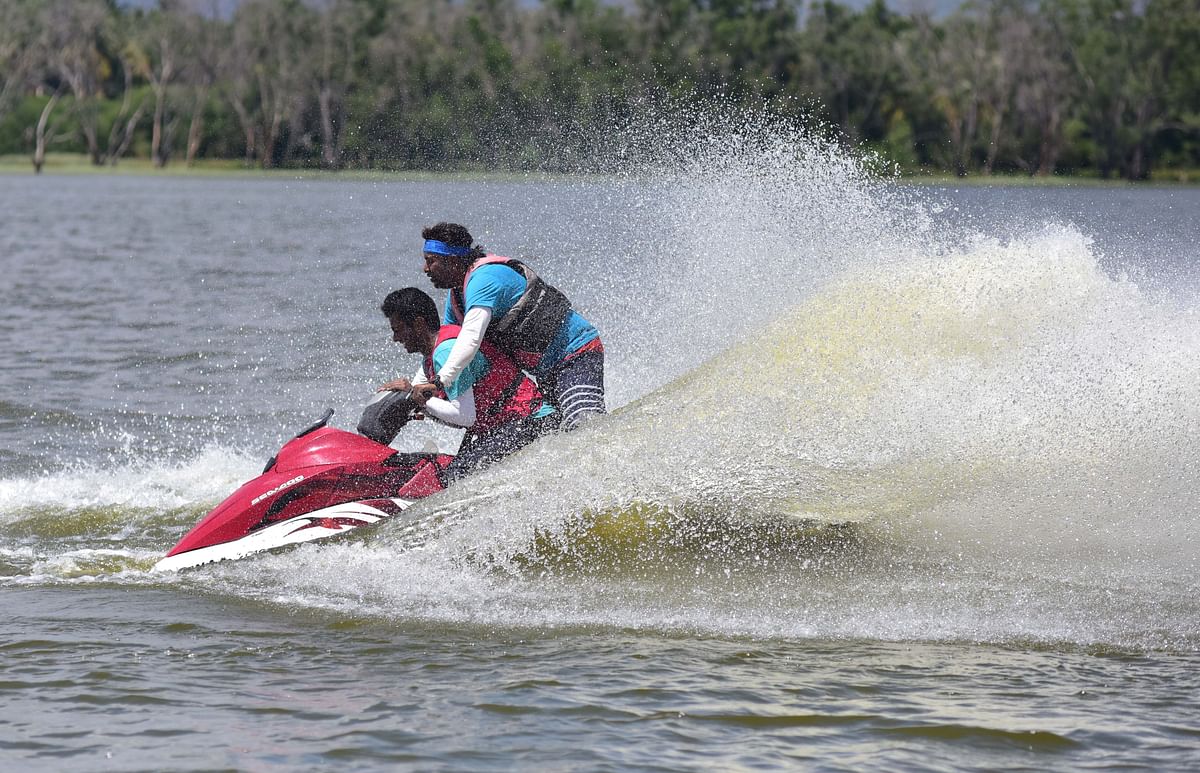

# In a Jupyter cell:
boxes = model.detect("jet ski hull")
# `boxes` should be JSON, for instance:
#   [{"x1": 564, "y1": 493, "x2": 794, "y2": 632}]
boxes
[
  {"x1": 154, "y1": 497, "x2": 417, "y2": 571},
  {"x1": 155, "y1": 425, "x2": 451, "y2": 571}
]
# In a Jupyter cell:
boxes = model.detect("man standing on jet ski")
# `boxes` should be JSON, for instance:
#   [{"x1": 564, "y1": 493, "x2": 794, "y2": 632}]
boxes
[
  {"x1": 378, "y1": 287, "x2": 557, "y2": 484},
  {"x1": 414, "y1": 222, "x2": 606, "y2": 430}
]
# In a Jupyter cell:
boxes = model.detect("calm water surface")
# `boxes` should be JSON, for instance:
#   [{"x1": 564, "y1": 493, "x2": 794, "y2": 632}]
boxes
[{"x1": 1, "y1": 166, "x2": 1198, "y2": 770}]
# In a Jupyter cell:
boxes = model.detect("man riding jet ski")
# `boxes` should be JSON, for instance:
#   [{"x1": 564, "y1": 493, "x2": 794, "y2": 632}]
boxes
[
  {"x1": 416, "y1": 222, "x2": 605, "y2": 430},
  {"x1": 153, "y1": 290, "x2": 556, "y2": 572},
  {"x1": 375, "y1": 286, "x2": 557, "y2": 485}
]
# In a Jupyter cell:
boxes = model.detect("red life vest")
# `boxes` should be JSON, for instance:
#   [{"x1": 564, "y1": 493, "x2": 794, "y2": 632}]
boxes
[
  {"x1": 448, "y1": 255, "x2": 572, "y2": 369},
  {"x1": 423, "y1": 324, "x2": 545, "y2": 434}
]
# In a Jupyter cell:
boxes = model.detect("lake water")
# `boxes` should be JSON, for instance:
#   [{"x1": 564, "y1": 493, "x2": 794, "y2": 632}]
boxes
[{"x1": 2, "y1": 138, "x2": 1199, "y2": 770}]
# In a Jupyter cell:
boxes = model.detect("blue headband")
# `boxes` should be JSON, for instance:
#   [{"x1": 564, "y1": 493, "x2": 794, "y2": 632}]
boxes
[{"x1": 423, "y1": 239, "x2": 472, "y2": 258}]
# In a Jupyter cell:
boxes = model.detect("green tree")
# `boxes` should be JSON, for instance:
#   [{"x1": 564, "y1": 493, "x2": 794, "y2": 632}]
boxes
[
  {"x1": 224, "y1": 0, "x2": 314, "y2": 167},
  {"x1": 800, "y1": 0, "x2": 909, "y2": 146},
  {"x1": 0, "y1": 0, "x2": 40, "y2": 127}
]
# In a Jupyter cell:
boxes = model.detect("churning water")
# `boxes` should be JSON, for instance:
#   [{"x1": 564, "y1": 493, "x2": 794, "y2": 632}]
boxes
[{"x1": 2, "y1": 118, "x2": 1199, "y2": 769}]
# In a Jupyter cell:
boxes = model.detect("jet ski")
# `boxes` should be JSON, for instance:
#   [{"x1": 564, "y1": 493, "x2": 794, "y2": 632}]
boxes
[{"x1": 154, "y1": 391, "x2": 451, "y2": 571}]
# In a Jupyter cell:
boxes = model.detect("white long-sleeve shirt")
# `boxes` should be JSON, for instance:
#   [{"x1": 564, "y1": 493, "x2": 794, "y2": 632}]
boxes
[
  {"x1": 434, "y1": 306, "x2": 492, "y2": 388},
  {"x1": 410, "y1": 365, "x2": 477, "y2": 427}
]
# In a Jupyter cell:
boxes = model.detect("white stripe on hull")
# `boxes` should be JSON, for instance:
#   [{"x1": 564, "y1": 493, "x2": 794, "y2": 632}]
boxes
[{"x1": 153, "y1": 498, "x2": 414, "y2": 572}]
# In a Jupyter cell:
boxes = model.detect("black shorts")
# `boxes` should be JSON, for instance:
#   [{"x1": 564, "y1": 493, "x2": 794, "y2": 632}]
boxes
[{"x1": 541, "y1": 349, "x2": 606, "y2": 431}]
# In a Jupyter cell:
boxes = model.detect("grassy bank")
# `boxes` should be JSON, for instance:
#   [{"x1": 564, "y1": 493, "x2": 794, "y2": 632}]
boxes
[
  {"x1": 2, "y1": 153, "x2": 1197, "y2": 186},
  {"x1": 900, "y1": 167, "x2": 1200, "y2": 186},
  {"x1": 0, "y1": 153, "x2": 250, "y2": 176},
  {"x1": 0, "y1": 154, "x2": 597, "y2": 182}
]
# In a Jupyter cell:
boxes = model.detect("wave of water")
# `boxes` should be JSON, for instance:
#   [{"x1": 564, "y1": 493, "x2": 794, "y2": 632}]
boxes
[{"x1": 3, "y1": 112, "x2": 1198, "y2": 651}]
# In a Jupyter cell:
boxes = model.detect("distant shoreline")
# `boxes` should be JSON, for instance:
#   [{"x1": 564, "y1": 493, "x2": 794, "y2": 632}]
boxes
[{"x1": 3, "y1": 153, "x2": 1196, "y2": 187}]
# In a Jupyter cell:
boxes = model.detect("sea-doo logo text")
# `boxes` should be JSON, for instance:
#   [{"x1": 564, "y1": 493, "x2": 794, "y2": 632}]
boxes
[{"x1": 252, "y1": 475, "x2": 305, "y2": 506}]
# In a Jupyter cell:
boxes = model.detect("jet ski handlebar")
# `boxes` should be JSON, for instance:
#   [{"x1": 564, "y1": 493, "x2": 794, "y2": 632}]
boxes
[{"x1": 356, "y1": 389, "x2": 420, "y2": 446}]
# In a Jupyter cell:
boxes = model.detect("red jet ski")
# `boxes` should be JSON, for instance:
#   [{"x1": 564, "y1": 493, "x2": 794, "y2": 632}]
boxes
[{"x1": 155, "y1": 392, "x2": 450, "y2": 571}]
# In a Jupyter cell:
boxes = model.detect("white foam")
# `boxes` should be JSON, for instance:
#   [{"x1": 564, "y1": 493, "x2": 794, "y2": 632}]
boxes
[{"x1": 0, "y1": 443, "x2": 257, "y2": 518}]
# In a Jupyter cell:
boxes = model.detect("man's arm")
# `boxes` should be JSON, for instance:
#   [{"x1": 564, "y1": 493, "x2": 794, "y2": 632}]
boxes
[
  {"x1": 417, "y1": 386, "x2": 477, "y2": 428},
  {"x1": 435, "y1": 306, "x2": 491, "y2": 387}
]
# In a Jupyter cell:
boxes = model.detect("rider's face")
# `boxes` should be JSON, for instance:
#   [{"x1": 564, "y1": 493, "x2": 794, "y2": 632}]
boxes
[
  {"x1": 423, "y1": 252, "x2": 466, "y2": 289},
  {"x1": 388, "y1": 315, "x2": 427, "y2": 354}
]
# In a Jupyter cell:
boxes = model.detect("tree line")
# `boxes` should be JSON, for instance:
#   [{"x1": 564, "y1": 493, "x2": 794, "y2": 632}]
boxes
[{"x1": 1, "y1": 0, "x2": 1197, "y2": 179}]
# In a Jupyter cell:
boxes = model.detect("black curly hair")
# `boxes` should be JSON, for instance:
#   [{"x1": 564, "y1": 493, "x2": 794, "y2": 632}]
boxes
[
  {"x1": 422, "y1": 222, "x2": 486, "y2": 261},
  {"x1": 380, "y1": 287, "x2": 439, "y2": 328}
]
